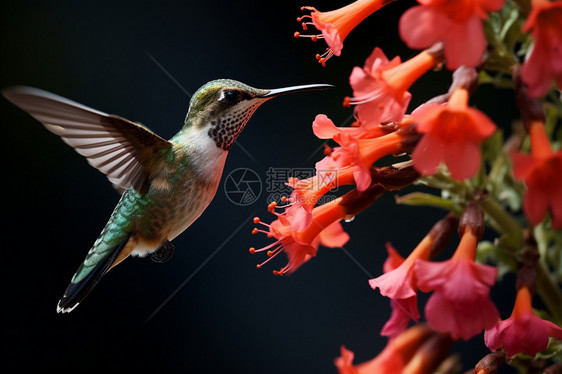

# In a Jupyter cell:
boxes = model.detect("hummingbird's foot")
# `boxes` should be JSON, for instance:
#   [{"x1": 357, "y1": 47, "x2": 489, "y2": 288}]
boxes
[{"x1": 151, "y1": 241, "x2": 175, "y2": 263}]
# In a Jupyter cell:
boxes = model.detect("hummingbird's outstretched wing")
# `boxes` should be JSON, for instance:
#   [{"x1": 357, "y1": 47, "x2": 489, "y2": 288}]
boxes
[{"x1": 3, "y1": 86, "x2": 172, "y2": 194}]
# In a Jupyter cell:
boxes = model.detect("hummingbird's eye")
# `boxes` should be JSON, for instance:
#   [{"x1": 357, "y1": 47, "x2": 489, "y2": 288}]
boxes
[{"x1": 220, "y1": 89, "x2": 239, "y2": 103}]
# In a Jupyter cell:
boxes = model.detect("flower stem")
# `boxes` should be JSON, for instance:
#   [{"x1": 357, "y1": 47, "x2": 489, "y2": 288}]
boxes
[
  {"x1": 477, "y1": 192, "x2": 523, "y2": 251},
  {"x1": 535, "y1": 260, "x2": 562, "y2": 324}
]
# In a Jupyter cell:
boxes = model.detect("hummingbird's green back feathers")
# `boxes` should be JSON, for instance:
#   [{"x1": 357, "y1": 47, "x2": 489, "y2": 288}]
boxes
[
  {"x1": 56, "y1": 188, "x2": 149, "y2": 313},
  {"x1": 2, "y1": 86, "x2": 172, "y2": 194}
]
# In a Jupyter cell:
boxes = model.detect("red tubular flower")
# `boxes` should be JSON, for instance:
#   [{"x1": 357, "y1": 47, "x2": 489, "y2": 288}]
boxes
[
  {"x1": 282, "y1": 120, "x2": 418, "y2": 232},
  {"x1": 521, "y1": 0, "x2": 562, "y2": 98},
  {"x1": 511, "y1": 120, "x2": 562, "y2": 229},
  {"x1": 399, "y1": 0, "x2": 505, "y2": 69},
  {"x1": 370, "y1": 214, "x2": 456, "y2": 338},
  {"x1": 369, "y1": 236, "x2": 433, "y2": 303},
  {"x1": 295, "y1": 0, "x2": 394, "y2": 65},
  {"x1": 414, "y1": 212, "x2": 500, "y2": 340},
  {"x1": 285, "y1": 166, "x2": 356, "y2": 231},
  {"x1": 484, "y1": 285, "x2": 562, "y2": 357},
  {"x1": 251, "y1": 197, "x2": 349, "y2": 275},
  {"x1": 379, "y1": 244, "x2": 419, "y2": 338},
  {"x1": 382, "y1": 299, "x2": 416, "y2": 339},
  {"x1": 335, "y1": 325, "x2": 451, "y2": 374},
  {"x1": 312, "y1": 118, "x2": 419, "y2": 193},
  {"x1": 297, "y1": 113, "x2": 403, "y2": 228},
  {"x1": 339, "y1": 131, "x2": 411, "y2": 190},
  {"x1": 312, "y1": 114, "x2": 388, "y2": 139},
  {"x1": 346, "y1": 47, "x2": 443, "y2": 126},
  {"x1": 411, "y1": 87, "x2": 497, "y2": 180}
]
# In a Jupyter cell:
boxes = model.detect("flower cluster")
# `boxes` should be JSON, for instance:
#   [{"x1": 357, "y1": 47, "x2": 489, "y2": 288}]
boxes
[
  {"x1": 335, "y1": 324, "x2": 452, "y2": 373},
  {"x1": 250, "y1": 165, "x2": 420, "y2": 275},
  {"x1": 253, "y1": 0, "x2": 562, "y2": 372}
]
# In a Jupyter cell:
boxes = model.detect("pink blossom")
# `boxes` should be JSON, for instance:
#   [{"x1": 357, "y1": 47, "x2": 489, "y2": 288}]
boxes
[
  {"x1": 379, "y1": 244, "x2": 418, "y2": 338},
  {"x1": 347, "y1": 47, "x2": 411, "y2": 126},
  {"x1": 381, "y1": 297, "x2": 419, "y2": 338},
  {"x1": 414, "y1": 230, "x2": 499, "y2": 340},
  {"x1": 369, "y1": 237, "x2": 437, "y2": 337},
  {"x1": 346, "y1": 47, "x2": 441, "y2": 126},
  {"x1": 485, "y1": 286, "x2": 562, "y2": 357}
]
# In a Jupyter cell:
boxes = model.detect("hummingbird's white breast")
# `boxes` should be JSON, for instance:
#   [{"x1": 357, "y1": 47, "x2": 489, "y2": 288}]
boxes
[{"x1": 164, "y1": 123, "x2": 228, "y2": 242}]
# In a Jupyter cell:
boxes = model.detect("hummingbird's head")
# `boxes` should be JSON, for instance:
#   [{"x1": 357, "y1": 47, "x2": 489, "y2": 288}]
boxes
[{"x1": 185, "y1": 79, "x2": 332, "y2": 151}]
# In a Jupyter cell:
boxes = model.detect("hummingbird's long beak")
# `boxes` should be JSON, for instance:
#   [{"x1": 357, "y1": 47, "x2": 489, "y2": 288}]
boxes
[{"x1": 258, "y1": 83, "x2": 334, "y2": 99}]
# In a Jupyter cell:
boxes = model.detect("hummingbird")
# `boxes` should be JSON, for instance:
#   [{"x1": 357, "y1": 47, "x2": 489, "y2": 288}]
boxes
[{"x1": 3, "y1": 79, "x2": 332, "y2": 313}]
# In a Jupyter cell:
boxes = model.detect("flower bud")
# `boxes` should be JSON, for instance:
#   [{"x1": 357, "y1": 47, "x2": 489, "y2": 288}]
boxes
[
  {"x1": 458, "y1": 201, "x2": 484, "y2": 240},
  {"x1": 474, "y1": 350, "x2": 506, "y2": 374},
  {"x1": 449, "y1": 66, "x2": 479, "y2": 94},
  {"x1": 428, "y1": 213, "x2": 457, "y2": 260}
]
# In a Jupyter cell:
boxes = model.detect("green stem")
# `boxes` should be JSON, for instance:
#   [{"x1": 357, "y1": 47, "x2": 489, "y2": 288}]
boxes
[
  {"x1": 487, "y1": 154, "x2": 507, "y2": 185},
  {"x1": 535, "y1": 260, "x2": 562, "y2": 324},
  {"x1": 421, "y1": 173, "x2": 472, "y2": 196},
  {"x1": 477, "y1": 193, "x2": 523, "y2": 251}
]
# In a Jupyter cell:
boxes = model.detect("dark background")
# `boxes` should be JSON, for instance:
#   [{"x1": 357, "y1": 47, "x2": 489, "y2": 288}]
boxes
[{"x1": 1, "y1": 1, "x2": 519, "y2": 372}]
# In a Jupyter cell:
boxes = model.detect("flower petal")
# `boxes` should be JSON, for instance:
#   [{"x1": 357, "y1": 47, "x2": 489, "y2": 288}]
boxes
[
  {"x1": 370, "y1": 264, "x2": 417, "y2": 299},
  {"x1": 334, "y1": 346, "x2": 356, "y2": 374},
  {"x1": 426, "y1": 289, "x2": 498, "y2": 340},
  {"x1": 399, "y1": 6, "x2": 449, "y2": 49},
  {"x1": 283, "y1": 242, "x2": 315, "y2": 274},
  {"x1": 523, "y1": 183, "x2": 549, "y2": 226},
  {"x1": 313, "y1": 114, "x2": 339, "y2": 139},
  {"x1": 522, "y1": 43, "x2": 553, "y2": 98},
  {"x1": 349, "y1": 66, "x2": 376, "y2": 98},
  {"x1": 465, "y1": 107, "x2": 497, "y2": 139},
  {"x1": 321, "y1": 24, "x2": 343, "y2": 56},
  {"x1": 353, "y1": 165, "x2": 372, "y2": 191},
  {"x1": 381, "y1": 297, "x2": 419, "y2": 338},
  {"x1": 443, "y1": 15, "x2": 486, "y2": 69},
  {"x1": 412, "y1": 134, "x2": 444, "y2": 177},
  {"x1": 363, "y1": 47, "x2": 395, "y2": 73},
  {"x1": 317, "y1": 221, "x2": 350, "y2": 248},
  {"x1": 510, "y1": 152, "x2": 537, "y2": 180},
  {"x1": 442, "y1": 140, "x2": 481, "y2": 180},
  {"x1": 383, "y1": 242, "x2": 405, "y2": 273}
]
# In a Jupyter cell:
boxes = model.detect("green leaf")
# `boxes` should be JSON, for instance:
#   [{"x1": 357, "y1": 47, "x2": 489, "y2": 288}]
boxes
[
  {"x1": 394, "y1": 192, "x2": 462, "y2": 214},
  {"x1": 535, "y1": 338, "x2": 562, "y2": 360},
  {"x1": 499, "y1": 2, "x2": 520, "y2": 41}
]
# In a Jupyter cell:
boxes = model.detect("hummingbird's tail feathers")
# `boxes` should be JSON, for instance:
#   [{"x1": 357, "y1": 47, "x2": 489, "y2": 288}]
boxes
[
  {"x1": 56, "y1": 236, "x2": 131, "y2": 313},
  {"x1": 2, "y1": 86, "x2": 172, "y2": 194}
]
